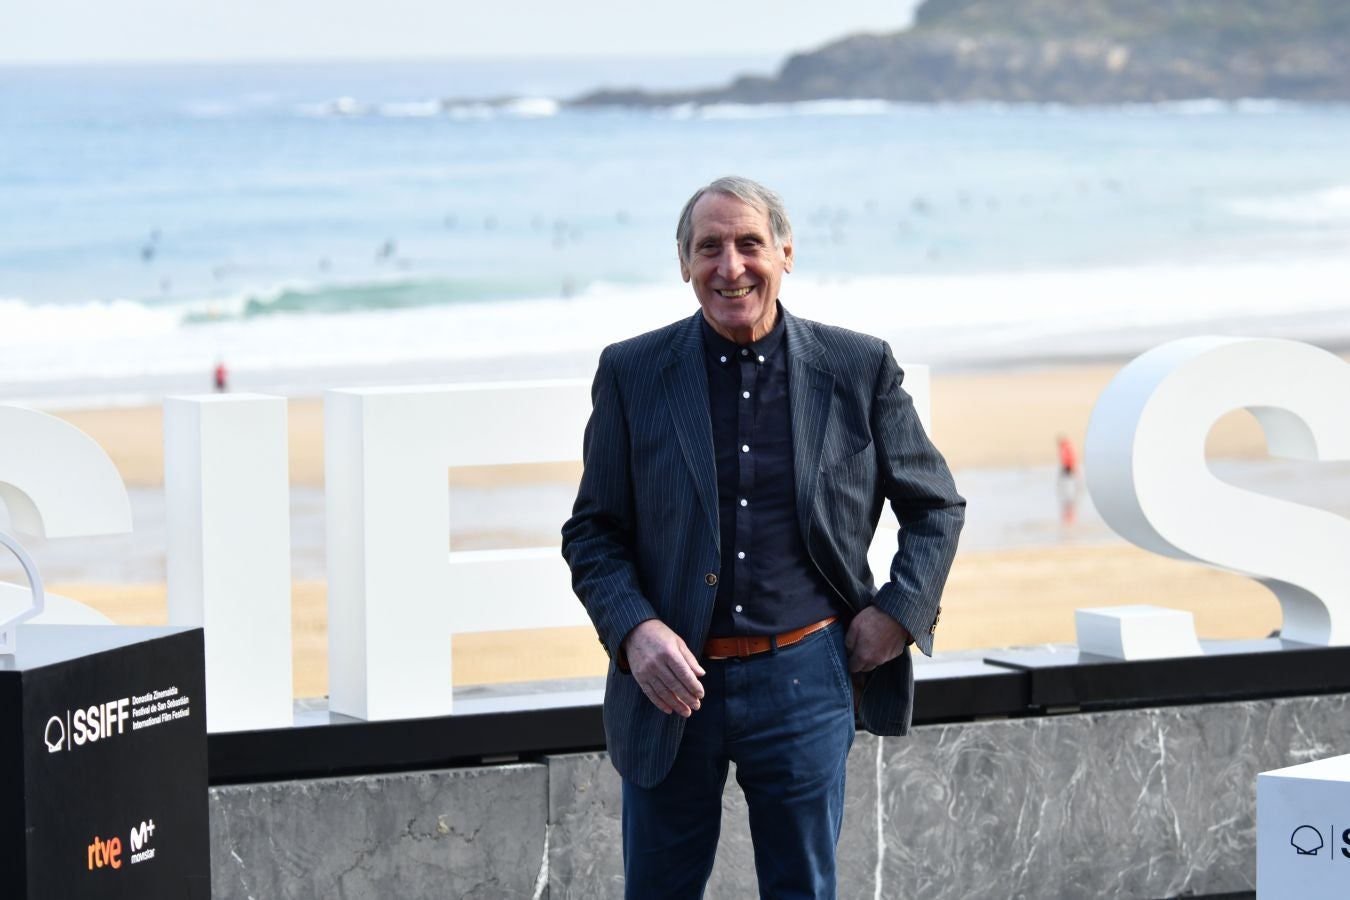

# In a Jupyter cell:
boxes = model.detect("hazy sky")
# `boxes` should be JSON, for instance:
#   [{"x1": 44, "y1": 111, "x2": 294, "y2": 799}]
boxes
[{"x1": 4, "y1": 0, "x2": 926, "y2": 65}]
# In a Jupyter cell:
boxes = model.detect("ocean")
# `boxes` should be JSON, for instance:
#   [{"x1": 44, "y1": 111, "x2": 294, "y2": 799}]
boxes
[{"x1": 2, "y1": 58, "x2": 1350, "y2": 405}]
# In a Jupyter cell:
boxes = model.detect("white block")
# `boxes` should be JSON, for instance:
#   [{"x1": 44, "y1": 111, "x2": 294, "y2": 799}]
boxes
[
  {"x1": 325, "y1": 380, "x2": 589, "y2": 722},
  {"x1": 165, "y1": 395, "x2": 294, "y2": 732},
  {"x1": 1074, "y1": 605, "x2": 1203, "y2": 660},
  {"x1": 1258, "y1": 754, "x2": 1350, "y2": 897},
  {"x1": 447, "y1": 548, "x2": 591, "y2": 634}
]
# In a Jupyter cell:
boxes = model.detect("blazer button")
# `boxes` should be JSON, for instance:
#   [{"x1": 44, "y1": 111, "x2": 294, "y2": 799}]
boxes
[{"x1": 705, "y1": 573, "x2": 718, "y2": 586}]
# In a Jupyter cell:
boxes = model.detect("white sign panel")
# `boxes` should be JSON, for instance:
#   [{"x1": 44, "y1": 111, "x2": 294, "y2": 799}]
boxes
[
  {"x1": 324, "y1": 380, "x2": 591, "y2": 721},
  {"x1": 1258, "y1": 754, "x2": 1350, "y2": 897}
]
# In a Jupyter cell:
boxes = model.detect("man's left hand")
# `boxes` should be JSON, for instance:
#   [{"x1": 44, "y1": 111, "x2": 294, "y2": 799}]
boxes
[{"x1": 845, "y1": 606, "x2": 913, "y2": 673}]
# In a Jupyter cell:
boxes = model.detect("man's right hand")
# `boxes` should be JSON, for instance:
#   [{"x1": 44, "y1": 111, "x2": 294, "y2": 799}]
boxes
[{"x1": 622, "y1": 620, "x2": 706, "y2": 717}]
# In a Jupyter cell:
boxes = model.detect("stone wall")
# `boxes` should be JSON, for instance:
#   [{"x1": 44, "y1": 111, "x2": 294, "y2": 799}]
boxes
[{"x1": 210, "y1": 692, "x2": 1350, "y2": 898}]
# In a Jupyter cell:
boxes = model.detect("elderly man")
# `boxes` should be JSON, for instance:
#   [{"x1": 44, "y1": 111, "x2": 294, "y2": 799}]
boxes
[{"x1": 562, "y1": 176, "x2": 964, "y2": 898}]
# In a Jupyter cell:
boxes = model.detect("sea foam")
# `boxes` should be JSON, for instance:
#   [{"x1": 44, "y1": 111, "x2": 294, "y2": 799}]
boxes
[{"x1": 3, "y1": 258, "x2": 1349, "y2": 397}]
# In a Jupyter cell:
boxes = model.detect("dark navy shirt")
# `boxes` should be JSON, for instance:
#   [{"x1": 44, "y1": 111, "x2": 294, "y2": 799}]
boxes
[{"x1": 701, "y1": 308, "x2": 847, "y2": 637}]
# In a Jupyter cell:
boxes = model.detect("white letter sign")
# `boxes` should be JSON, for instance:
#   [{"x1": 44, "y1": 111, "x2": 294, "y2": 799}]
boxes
[
  {"x1": 325, "y1": 380, "x2": 591, "y2": 721},
  {"x1": 165, "y1": 395, "x2": 295, "y2": 732},
  {"x1": 1085, "y1": 337, "x2": 1350, "y2": 646},
  {"x1": 0, "y1": 405, "x2": 131, "y2": 653}
]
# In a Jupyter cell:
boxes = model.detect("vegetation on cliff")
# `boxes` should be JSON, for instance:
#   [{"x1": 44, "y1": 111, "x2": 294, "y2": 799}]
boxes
[{"x1": 573, "y1": 0, "x2": 1350, "y2": 105}]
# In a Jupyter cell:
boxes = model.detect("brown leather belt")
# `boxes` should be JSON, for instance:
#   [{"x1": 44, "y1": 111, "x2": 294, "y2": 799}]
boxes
[{"x1": 703, "y1": 616, "x2": 839, "y2": 660}]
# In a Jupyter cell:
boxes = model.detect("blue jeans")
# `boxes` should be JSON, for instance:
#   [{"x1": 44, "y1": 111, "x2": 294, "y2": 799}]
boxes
[{"x1": 621, "y1": 622, "x2": 856, "y2": 899}]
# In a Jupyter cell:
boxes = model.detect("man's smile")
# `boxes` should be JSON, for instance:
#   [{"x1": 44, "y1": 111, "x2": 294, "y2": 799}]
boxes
[{"x1": 717, "y1": 286, "x2": 754, "y2": 298}]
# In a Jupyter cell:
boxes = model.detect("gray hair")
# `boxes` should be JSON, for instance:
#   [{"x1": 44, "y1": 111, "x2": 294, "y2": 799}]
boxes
[{"x1": 675, "y1": 176, "x2": 794, "y2": 264}]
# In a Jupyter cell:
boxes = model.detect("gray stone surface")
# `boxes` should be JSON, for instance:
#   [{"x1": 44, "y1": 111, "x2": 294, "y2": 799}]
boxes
[
  {"x1": 210, "y1": 764, "x2": 547, "y2": 900},
  {"x1": 879, "y1": 693, "x2": 1350, "y2": 900},
  {"x1": 546, "y1": 752, "x2": 622, "y2": 900},
  {"x1": 546, "y1": 734, "x2": 882, "y2": 899},
  {"x1": 206, "y1": 692, "x2": 1350, "y2": 899}
]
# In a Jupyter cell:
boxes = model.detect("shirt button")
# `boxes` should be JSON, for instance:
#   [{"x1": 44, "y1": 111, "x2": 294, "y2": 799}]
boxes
[
  {"x1": 741, "y1": 444, "x2": 749, "y2": 453},
  {"x1": 742, "y1": 391, "x2": 750, "y2": 399},
  {"x1": 719, "y1": 355, "x2": 727, "y2": 364},
  {"x1": 740, "y1": 348, "x2": 749, "y2": 356},
  {"x1": 735, "y1": 605, "x2": 743, "y2": 613},
  {"x1": 740, "y1": 498, "x2": 748, "y2": 507},
  {"x1": 705, "y1": 573, "x2": 718, "y2": 586},
  {"x1": 757, "y1": 355, "x2": 765, "y2": 364},
  {"x1": 737, "y1": 551, "x2": 746, "y2": 559}
]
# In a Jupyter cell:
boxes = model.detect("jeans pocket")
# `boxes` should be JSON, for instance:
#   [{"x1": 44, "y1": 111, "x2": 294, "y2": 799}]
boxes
[{"x1": 818, "y1": 626, "x2": 854, "y2": 707}]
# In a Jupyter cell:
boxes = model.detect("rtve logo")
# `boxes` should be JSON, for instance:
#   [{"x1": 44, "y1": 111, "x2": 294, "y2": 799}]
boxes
[
  {"x1": 44, "y1": 697, "x2": 129, "y2": 753},
  {"x1": 87, "y1": 819, "x2": 157, "y2": 872},
  {"x1": 86, "y1": 835, "x2": 122, "y2": 871}
]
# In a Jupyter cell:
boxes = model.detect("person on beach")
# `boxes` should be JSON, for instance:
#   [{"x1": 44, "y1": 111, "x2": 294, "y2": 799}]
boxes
[
  {"x1": 213, "y1": 361, "x2": 229, "y2": 393},
  {"x1": 562, "y1": 176, "x2": 965, "y2": 898},
  {"x1": 1056, "y1": 433, "x2": 1080, "y2": 524}
]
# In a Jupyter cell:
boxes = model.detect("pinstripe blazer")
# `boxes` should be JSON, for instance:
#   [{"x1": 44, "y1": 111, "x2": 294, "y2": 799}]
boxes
[{"x1": 562, "y1": 308, "x2": 965, "y2": 788}]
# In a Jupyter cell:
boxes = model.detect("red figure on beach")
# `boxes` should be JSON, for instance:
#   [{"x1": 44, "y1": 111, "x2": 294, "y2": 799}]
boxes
[
  {"x1": 1058, "y1": 434, "x2": 1078, "y2": 477},
  {"x1": 214, "y1": 361, "x2": 228, "y2": 393},
  {"x1": 1056, "y1": 434, "x2": 1080, "y2": 524}
]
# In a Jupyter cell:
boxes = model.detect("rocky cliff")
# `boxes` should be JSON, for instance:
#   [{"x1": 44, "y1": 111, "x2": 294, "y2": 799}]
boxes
[{"x1": 573, "y1": 0, "x2": 1350, "y2": 106}]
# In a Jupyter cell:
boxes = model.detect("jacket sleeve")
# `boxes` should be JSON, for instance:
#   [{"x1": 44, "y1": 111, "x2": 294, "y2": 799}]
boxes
[
  {"x1": 868, "y1": 342, "x2": 966, "y2": 656},
  {"x1": 561, "y1": 347, "x2": 658, "y2": 659}
]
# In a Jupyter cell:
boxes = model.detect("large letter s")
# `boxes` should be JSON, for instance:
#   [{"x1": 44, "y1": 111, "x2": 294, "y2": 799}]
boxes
[{"x1": 1085, "y1": 337, "x2": 1350, "y2": 646}]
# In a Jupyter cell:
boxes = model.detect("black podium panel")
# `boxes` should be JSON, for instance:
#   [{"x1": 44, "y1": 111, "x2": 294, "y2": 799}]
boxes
[{"x1": 1, "y1": 625, "x2": 209, "y2": 899}]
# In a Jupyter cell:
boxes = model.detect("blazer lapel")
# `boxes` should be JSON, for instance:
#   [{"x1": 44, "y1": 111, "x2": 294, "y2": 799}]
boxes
[
  {"x1": 661, "y1": 313, "x2": 720, "y2": 548},
  {"x1": 786, "y1": 312, "x2": 834, "y2": 546}
]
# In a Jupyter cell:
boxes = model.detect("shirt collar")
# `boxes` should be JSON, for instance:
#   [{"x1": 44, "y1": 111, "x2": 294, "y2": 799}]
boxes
[{"x1": 700, "y1": 303, "x2": 787, "y2": 366}]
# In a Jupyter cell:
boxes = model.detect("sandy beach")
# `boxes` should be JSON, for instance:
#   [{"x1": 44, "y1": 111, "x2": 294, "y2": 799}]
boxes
[
  {"x1": 51, "y1": 361, "x2": 1274, "y2": 488},
  {"x1": 30, "y1": 360, "x2": 1285, "y2": 697}
]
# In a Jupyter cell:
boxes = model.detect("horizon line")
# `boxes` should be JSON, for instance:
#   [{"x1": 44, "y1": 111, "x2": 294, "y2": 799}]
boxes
[{"x1": 0, "y1": 50, "x2": 794, "y2": 71}]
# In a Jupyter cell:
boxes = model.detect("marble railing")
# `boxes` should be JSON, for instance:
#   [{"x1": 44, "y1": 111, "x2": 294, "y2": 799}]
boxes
[{"x1": 209, "y1": 689, "x2": 1350, "y2": 899}]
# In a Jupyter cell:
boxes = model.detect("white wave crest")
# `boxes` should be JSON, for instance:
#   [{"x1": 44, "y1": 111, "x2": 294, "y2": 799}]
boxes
[
  {"x1": 3, "y1": 258, "x2": 1350, "y2": 394},
  {"x1": 1228, "y1": 185, "x2": 1350, "y2": 225},
  {"x1": 0, "y1": 298, "x2": 181, "y2": 345},
  {"x1": 298, "y1": 96, "x2": 370, "y2": 118},
  {"x1": 443, "y1": 97, "x2": 559, "y2": 119},
  {"x1": 668, "y1": 99, "x2": 894, "y2": 120},
  {"x1": 300, "y1": 96, "x2": 560, "y2": 120},
  {"x1": 501, "y1": 97, "x2": 560, "y2": 117},
  {"x1": 379, "y1": 100, "x2": 444, "y2": 118}
]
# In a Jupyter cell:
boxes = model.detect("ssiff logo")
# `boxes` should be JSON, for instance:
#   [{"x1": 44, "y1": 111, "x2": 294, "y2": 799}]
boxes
[
  {"x1": 44, "y1": 715, "x2": 65, "y2": 752},
  {"x1": 44, "y1": 698, "x2": 129, "y2": 753},
  {"x1": 1290, "y1": 825, "x2": 1350, "y2": 859}
]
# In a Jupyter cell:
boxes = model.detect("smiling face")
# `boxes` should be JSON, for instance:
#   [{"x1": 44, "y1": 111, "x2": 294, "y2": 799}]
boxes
[{"x1": 680, "y1": 191, "x2": 793, "y2": 344}]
